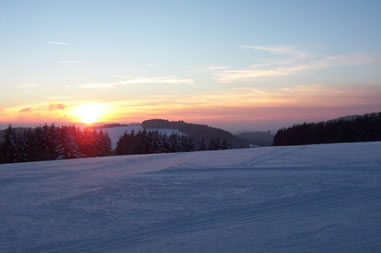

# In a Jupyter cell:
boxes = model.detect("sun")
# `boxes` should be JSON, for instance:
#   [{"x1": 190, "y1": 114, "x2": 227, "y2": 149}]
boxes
[{"x1": 71, "y1": 103, "x2": 106, "y2": 124}]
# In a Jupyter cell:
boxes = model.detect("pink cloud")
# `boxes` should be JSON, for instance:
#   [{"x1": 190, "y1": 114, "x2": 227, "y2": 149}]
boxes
[{"x1": 48, "y1": 104, "x2": 66, "y2": 111}]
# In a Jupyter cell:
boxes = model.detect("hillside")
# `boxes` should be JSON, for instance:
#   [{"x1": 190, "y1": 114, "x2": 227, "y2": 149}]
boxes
[
  {"x1": 273, "y1": 112, "x2": 381, "y2": 146},
  {"x1": 142, "y1": 119, "x2": 248, "y2": 148},
  {"x1": 234, "y1": 131, "x2": 274, "y2": 146},
  {"x1": 98, "y1": 124, "x2": 184, "y2": 149},
  {"x1": 142, "y1": 119, "x2": 233, "y2": 140},
  {"x1": 1, "y1": 142, "x2": 381, "y2": 252}
]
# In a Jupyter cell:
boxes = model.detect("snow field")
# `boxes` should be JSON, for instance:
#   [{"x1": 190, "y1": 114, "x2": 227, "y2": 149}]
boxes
[{"x1": 0, "y1": 142, "x2": 381, "y2": 252}]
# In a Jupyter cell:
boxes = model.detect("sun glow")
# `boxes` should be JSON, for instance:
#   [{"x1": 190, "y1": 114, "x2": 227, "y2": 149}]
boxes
[{"x1": 71, "y1": 103, "x2": 107, "y2": 124}]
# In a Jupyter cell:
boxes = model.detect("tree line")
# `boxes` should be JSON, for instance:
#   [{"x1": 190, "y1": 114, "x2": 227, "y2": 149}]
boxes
[
  {"x1": 0, "y1": 125, "x2": 231, "y2": 164},
  {"x1": 273, "y1": 112, "x2": 381, "y2": 146},
  {"x1": 0, "y1": 124, "x2": 112, "y2": 164},
  {"x1": 142, "y1": 119, "x2": 234, "y2": 141},
  {"x1": 115, "y1": 129, "x2": 229, "y2": 155}
]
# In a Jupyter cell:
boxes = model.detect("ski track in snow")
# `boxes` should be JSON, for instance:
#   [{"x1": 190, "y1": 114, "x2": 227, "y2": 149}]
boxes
[{"x1": 1, "y1": 142, "x2": 381, "y2": 252}]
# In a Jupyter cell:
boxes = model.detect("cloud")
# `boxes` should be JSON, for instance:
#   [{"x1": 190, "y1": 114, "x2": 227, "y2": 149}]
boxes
[
  {"x1": 48, "y1": 41, "x2": 68, "y2": 46},
  {"x1": 103, "y1": 83, "x2": 381, "y2": 131},
  {"x1": 79, "y1": 76, "x2": 194, "y2": 88},
  {"x1": 243, "y1": 45, "x2": 312, "y2": 59},
  {"x1": 80, "y1": 83, "x2": 116, "y2": 89},
  {"x1": 57, "y1": 60, "x2": 80, "y2": 64},
  {"x1": 213, "y1": 52, "x2": 381, "y2": 83},
  {"x1": 118, "y1": 76, "x2": 194, "y2": 85},
  {"x1": 48, "y1": 104, "x2": 66, "y2": 111},
  {"x1": 214, "y1": 64, "x2": 309, "y2": 83},
  {"x1": 20, "y1": 107, "x2": 32, "y2": 113},
  {"x1": 107, "y1": 84, "x2": 381, "y2": 114},
  {"x1": 318, "y1": 52, "x2": 381, "y2": 67}
]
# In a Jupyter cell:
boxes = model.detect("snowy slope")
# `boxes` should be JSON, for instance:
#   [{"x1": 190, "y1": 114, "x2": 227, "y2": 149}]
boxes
[
  {"x1": 1, "y1": 142, "x2": 381, "y2": 252},
  {"x1": 99, "y1": 124, "x2": 185, "y2": 149}
]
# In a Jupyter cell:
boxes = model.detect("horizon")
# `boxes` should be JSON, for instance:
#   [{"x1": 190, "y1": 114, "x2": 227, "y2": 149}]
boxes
[
  {"x1": 0, "y1": 110, "x2": 378, "y2": 134},
  {"x1": 1, "y1": 1, "x2": 381, "y2": 131}
]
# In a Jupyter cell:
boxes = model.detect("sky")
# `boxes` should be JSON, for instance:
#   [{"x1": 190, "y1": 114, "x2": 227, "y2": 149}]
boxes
[{"x1": 1, "y1": 0, "x2": 381, "y2": 131}]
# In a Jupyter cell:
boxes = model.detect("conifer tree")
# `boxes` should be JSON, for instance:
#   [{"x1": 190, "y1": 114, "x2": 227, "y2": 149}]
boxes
[
  {"x1": 25, "y1": 128, "x2": 38, "y2": 161},
  {"x1": 96, "y1": 130, "x2": 112, "y2": 156},
  {"x1": 16, "y1": 132, "x2": 28, "y2": 162},
  {"x1": 3, "y1": 125, "x2": 18, "y2": 163},
  {"x1": 56, "y1": 126, "x2": 81, "y2": 159}
]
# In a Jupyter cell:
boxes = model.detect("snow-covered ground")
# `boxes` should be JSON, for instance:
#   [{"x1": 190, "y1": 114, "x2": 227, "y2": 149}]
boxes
[
  {"x1": 99, "y1": 124, "x2": 185, "y2": 149},
  {"x1": 1, "y1": 142, "x2": 381, "y2": 252}
]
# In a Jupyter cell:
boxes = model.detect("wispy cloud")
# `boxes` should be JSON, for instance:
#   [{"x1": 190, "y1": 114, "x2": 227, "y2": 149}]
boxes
[
  {"x1": 4, "y1": 83, "x2": 380, "y2": 128},
  {"x1": 80, "y1": 83, "x2": 116, "y2": 89},
  {"x1": 213, "y1": 52, "x2": 381, "y2": 83},
  {"x1": 214, "y1": 65, "x2": 307, "y2": 83},
  {"x1": 80, "y1": 76, "x2": 194, "y2": 88},
  {"x1": 118, "y1": 76, "x2": 194, "y2": 85},
  {"x1": 20, "y1": 107, "x2": 32, "y2": 113},
  {"x1": 48, "y1": 41, "x2": 68, "y2": 46},
  {"x1": 243, "y1": 45, "x2": 312, "y2": 59},
  {"x1": 57, "y1": 60, "x2": 80, "y2": 64},
  {"x1": 319, "y1": 52, "x2": 381, "y2": 66},
  {"x1": 48, "y1": 104, "x2": 66, "y2": 111}
]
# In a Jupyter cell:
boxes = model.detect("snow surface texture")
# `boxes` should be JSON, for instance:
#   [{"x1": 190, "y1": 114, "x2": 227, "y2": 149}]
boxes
[
  {"x1": 99, "y1": 124, "x2": 185, "y2": 149},
  {"x1": 1, "y1": 142, "x2": 381, "y2": 252}
]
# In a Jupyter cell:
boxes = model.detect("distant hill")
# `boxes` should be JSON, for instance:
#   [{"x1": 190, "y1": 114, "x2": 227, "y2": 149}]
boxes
[
  {"x1": 0, "y1": 120, "x2": 272, "y2": 149},
  {"x1": 142, "y1": 119, "x2": 249, "y2": 148},
  {"x1": 329, "y1": 112, "x2": 381, "y2": 122},
  {"x1": 98, "y1": 124, "x2": 185, "y2": 149},
  {"x1": 101, "y1": 123, "x2": 126, "y2": 128},
  {"x1": 235, "y1": 131, "x2": 274, "y2": 147},
  {"x1": 273, "y1": 112, "x2": 381, "y2": 146},
  {"x1": 330, "y1": 115, "x2": 360, "y2": 122}
]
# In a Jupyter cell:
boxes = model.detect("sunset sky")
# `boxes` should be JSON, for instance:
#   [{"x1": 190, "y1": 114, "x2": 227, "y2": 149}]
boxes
[{"x1": 1, "y1": 0, "x2": 381, "y2": 131}]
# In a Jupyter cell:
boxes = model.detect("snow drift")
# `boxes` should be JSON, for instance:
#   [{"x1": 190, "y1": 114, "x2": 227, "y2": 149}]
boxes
[{"x1": 1, "y1": 142, "x2": 381, "y2": 252}]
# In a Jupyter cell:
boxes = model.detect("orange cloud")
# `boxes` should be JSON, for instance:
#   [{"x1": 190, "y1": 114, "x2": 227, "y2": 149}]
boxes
[
  {"x1": 48, "y1": 104, "x2": 66, "y2": 111},
  {"x1": 2, "y1": 84, "x2": 380, "y2": 131}
]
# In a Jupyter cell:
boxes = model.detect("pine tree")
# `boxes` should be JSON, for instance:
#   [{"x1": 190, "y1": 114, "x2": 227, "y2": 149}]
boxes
[
  {"x1": 3, "y1": 125, "x2": 18, "y2": 163},
  {"x1": 221, "y1": 139, "x2": 229, "y2": 149},
  {"x1": 56, "y1": 126, "x2": 81, "y2": 159},
  {"x1": 25, "y1": 128, "x2": 38, "y2": 161},
  {"x1": 16, "y1": 132, "x2": 28, "y2": 162},
  {"x1": 169, "y1": 134, "x2": 179, "y2": 152},
  {"x1": 160, "y1": 133, "x2": 170, "y2": 153},
  {"x1": 103, "y1": 132, "x2": 112, "y2": 155},
  {"x1": 47, "y1": 124, "x2": 59, "y2": 159},
  {"x1": 96, "y1": 130, "x2": 112, "y2": 156},
  {"x1": 199, "y1": 138, "x2": 207, "y2": 151}
]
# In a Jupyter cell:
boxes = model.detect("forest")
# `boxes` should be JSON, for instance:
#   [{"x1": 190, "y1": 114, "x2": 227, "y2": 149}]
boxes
[
  {"x1": 0, "y1": 124, "x2": 230, "y2": 164},
  {"x1": 0, "y1": 124, "x2": 112, "y2": 164},
  {"x1": 115, "y1": 129, "x2": 229, "y2": 155},
  {"x1": 273, "y1": 112, "x2": 381, "y2": 146}
]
